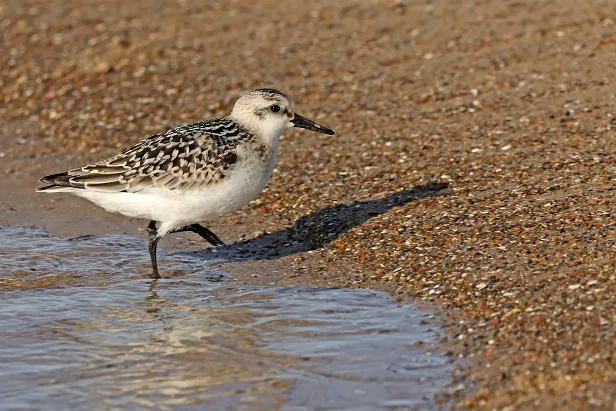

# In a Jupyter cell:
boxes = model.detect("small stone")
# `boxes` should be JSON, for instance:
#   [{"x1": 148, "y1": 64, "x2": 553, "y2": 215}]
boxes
[
  {"x1": 568, "y1": 284, "x2": 581, "y2": 290},
  {"x1": 94, "y1": 61, "x2": 111, "y2": 74}
]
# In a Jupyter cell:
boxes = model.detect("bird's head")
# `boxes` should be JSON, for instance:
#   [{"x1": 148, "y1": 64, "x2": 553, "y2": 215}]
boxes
[{"x1": 229, "y1": 88, "x2": 335, "y2": 140}]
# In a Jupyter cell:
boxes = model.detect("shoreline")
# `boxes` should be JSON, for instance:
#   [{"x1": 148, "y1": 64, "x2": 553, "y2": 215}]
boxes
[
  {"x1": 2, "y1": 0, "x2": 616, "y2": 408},
  {"x1": 1, "y1": 136, "x2": 460, "y2": 406}
]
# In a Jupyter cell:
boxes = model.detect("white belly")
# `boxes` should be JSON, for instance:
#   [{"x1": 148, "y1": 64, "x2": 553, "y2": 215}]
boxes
[{"x1": 77, "y1": 147, "x2": 278, "y2": 235}]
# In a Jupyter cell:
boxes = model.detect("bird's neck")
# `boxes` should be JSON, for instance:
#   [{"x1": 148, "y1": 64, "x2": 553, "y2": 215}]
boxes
[{"x1": 227, "y1": 114, "x2": 286, "y2": 144}]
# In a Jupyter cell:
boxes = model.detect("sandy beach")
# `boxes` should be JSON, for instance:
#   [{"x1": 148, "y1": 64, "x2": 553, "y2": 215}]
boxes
[{"x1": 2, "y1": 0, "x2": 616, "y2": 408}]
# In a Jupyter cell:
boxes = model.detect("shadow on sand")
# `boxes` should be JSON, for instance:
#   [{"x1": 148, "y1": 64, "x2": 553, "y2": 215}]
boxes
[{"x1": 180, "y1": 182, "x2": 450, "y2": 264}]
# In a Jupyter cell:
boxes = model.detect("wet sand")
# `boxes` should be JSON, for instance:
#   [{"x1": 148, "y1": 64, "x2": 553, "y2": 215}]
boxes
[{"x1": 2, "y1": 0, "x2": 616, "y2": 408}]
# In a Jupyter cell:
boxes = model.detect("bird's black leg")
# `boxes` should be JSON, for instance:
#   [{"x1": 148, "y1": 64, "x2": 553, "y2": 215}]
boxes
[
  {"x1": 148, "y1": 235, "x2": 162, "y2": 279},
  {"x1": 171, "y1": 224, "x2": 225, "y2": 246},
  {"x1": 186, "y1": 224, "x2": 225, "y2": 246}
]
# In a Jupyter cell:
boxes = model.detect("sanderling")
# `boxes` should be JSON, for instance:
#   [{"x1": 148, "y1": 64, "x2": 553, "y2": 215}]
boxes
[{"x1": 37, "y1": 88, "x2": 335, "y2": 278}]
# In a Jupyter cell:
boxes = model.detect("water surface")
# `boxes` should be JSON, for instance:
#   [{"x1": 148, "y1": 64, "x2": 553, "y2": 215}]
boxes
[{"x1": 0, "y1": 226, "x2": 451, "y2": 410}]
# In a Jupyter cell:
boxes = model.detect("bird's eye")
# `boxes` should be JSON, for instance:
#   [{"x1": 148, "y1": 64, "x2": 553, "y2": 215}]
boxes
[{"x1": 270, "y1": 105, "x2": 280, "y2": 113}]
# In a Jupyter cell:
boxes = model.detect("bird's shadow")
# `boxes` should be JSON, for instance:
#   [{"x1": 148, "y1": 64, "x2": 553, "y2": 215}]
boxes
[{"x1": 180, "y1": 182, "x2": 450, "y2": 264}]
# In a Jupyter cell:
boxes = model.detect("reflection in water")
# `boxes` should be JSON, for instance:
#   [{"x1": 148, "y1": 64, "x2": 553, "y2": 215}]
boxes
[{"x1": 0, "y1": 226, "x2": 451, "y2": 409}]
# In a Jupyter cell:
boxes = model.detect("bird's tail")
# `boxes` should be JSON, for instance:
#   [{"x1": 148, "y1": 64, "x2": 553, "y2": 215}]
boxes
[
  {"x1": 36, "y1": 172, "x2": 76, "y2": 192},
  {"x1": 36, "y1": 185, "x2": 77, "y2": 193}
]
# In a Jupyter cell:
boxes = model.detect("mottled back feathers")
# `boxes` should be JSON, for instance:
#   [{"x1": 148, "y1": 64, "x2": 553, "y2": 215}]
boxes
[{"x1": 39, "y1": 118, "x2": 252, "y2": 194}]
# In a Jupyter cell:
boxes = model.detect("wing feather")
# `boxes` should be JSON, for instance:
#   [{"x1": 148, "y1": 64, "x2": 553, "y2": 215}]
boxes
[{"x1": 37, "y1": 118, "x2": 247, "y2": 194}]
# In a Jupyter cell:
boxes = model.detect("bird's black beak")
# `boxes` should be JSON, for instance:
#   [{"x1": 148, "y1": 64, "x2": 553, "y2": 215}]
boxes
[{"x1": 292, "y1": 113, "x2": 335, "y2": 135}]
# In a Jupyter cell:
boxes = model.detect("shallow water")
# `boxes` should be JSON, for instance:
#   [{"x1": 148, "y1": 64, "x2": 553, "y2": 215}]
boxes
[{"x1": 0, "y1": 226, "x2": 451, "y2": 410}]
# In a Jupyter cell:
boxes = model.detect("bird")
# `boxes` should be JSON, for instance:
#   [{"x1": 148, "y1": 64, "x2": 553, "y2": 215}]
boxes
[{"x1": 37, "y1": 88, "x2": 335, "y2": 279}]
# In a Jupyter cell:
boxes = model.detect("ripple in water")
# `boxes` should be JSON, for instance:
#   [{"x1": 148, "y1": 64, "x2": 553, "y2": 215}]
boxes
[{"x1": 0, "y1": 226, "x2": 452, "y2": 410}]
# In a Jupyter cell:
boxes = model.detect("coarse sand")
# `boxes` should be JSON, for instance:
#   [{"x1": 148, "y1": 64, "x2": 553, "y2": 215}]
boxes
[{"x1": 1, "y1": 0, "x2": 616, "y2": 408}]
